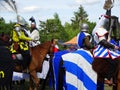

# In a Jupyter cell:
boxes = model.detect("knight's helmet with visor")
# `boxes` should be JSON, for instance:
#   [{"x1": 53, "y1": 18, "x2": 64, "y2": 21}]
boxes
[{"x1": 80, "y1": 23, "x2": 89, "y2": 32}]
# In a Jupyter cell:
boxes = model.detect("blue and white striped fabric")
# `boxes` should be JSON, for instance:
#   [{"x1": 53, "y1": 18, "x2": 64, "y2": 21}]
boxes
[
  {"x1": 77, "y1": 32, "x2": 91, "y2": 48},
  {"x1": 93, "y1": 45, "x2": 120, "y2": 59},
  {"x1": 62, "y1": 49, "x2": 97, "y2": 90},
  {"x1": 52, "y1": 50, "x2": 69, "y2": 90}
]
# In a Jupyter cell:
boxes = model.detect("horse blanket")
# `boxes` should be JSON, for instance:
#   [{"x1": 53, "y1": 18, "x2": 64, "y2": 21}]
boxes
[
  {"x1": 52, "y1": 50, "x2": 69, "y2": 90},
  {"x1": 62, "y1": 49, "x2": 97, "y2": 90},
  {"x1": 93, "y1": 45, "x2": 120, "y2": 59}
]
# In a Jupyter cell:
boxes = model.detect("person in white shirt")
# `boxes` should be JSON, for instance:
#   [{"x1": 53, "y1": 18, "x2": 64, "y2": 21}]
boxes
[{"x1": 29, "y1": 16, "x2": 40, "y2": 47}]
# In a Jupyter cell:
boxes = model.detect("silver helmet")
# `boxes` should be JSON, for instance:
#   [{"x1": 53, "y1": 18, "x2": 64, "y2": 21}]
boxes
[
  {"x1": 17, "y1": 15, "x2": 27, "y2": 26},
  {"x1": 81, "y1": 23, "x2": 89, "y2": 32}
]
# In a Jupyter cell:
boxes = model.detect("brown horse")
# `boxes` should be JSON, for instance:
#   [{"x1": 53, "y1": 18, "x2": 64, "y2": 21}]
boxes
[
  {"x1": 117, "y1": 67, "x2": 120, "y2": 90},
  {"x1": 1, "y1": 33, "x2": 54, "y2": 90},
  {"x1": 28, "y1": 41, "x2": 53, "y2": 90},
  {"x1": 92, "y1": 58, "x2": 120, "y2": 90},
  {"x1": 15, "y1": 41, "x2": 53, "y2": 90},
  {"x1": 92, "y1": 14, "x2": 120, "y2": 90}
]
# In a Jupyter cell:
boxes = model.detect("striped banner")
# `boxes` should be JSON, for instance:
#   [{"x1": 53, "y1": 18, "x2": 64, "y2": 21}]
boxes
[{"x1": 62, "y1": 49, "x2": 97, "y2": 90}]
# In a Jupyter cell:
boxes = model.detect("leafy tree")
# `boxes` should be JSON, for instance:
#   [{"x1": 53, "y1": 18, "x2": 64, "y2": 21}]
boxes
[
  {"x1": 64, "y1": 22, "x2": 78, "y2": 40},
  {"x1": 63, "y1": 5, "x2": 88, "y2": 42},
  {"x1": 39, "y1": 13, "x2": 68, "y2": 43},
  {"x1": 0, "y1": 17, "x2": 14, "y2": 35},
  {"x1": 87, "y1": 21, "x2": 96, "y2": 34},
  {"x1": 71, "y1": 5, "x2": 88, "y2": 30}
]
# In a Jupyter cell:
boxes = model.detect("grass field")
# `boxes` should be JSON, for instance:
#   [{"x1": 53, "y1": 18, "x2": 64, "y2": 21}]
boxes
[
  {"x1": 12, "y1": 79, "x2": 54, "y2": 90},
  {"x1": 12, "y1": 79, "x2": 113, "y2": 90}
]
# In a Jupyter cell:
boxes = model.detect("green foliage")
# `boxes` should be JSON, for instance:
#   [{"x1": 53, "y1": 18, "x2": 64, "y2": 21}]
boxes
[
  {"x1": 39, "y1": 13, "x2": 69, "y2": 43},
  {"x1": 0, "y1": 17, "x2": 14, "y2": 35},
  {"x1": 64, "y1": 22, "x2": 79, "y2": 41},
  {"x1": 0, "y1": 5, "x2": 96, "y2": 48},
  {"x1": 71, "y1": 5, "x2": 88, "y2": 30},
  {"x1": 0, "y1": 5, "x2": 104, "y2": 48},
  {"x1": 87, "y1": 21, "x2": 96, "y2": 34}
]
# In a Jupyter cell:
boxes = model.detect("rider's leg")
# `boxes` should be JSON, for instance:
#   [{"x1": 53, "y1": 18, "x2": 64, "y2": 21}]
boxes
[{"x1": 20, "y1": 50, "x2": 31, "y2": 69}]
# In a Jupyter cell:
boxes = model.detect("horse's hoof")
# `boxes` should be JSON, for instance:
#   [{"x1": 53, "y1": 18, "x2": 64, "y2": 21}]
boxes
[{"x1": 108, "y1": 83, "x2": 116, "y2": 86}]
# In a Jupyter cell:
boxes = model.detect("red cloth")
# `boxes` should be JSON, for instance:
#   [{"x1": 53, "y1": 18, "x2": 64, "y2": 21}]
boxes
[{"x1": 53, "y1": 47, "x2": 59, "y2": 52}]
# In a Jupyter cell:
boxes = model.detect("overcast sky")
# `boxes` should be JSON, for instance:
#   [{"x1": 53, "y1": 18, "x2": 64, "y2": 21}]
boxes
[{"x1": 0, "y1": 0, "x2": 120, "y2": 26}]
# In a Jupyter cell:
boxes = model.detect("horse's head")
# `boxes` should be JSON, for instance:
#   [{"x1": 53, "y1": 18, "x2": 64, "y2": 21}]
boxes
[{"x1": 43, "y1": 40, "x2": 54, "y2": 58}]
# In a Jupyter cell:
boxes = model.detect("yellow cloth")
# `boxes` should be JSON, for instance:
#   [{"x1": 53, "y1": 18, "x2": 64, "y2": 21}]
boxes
[
  {"x1": 10, "y1": 30, "x2": 32, "y2": 53},
  {"x1": 12, "y1": 30, "x2": 32, "y2": 42}
]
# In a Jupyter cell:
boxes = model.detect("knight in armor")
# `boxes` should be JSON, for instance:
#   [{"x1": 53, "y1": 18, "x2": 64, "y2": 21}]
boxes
[
  {"x1": 77, "y1": 23, "x2": 95, "y2": 51},
  {"x1": 29, "y1": 16, "x2": 40, "y2": 47},
  {"x1": 92, "y1": 15, "x2": 120, "y2": 84},
  {"x1": 10, "y1": 17, "x2": 33, "y2": 69}
]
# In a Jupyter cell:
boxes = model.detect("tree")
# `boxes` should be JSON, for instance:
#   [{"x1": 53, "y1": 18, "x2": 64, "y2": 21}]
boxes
[
  {"x1": 39, "y1": 13, "x2": 68, "y2": 42},
  {"x1": 0, "y1": 17, "x2": 14, "y2": 35},
  {"x1": 71, "y1": 5, "x2": 88, "y2": 30}
]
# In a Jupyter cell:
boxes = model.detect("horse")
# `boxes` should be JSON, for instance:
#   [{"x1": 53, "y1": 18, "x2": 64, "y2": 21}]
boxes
[
  {"x1": 52, "y1": 49, "x2": 97, "y2": 90},
  {"x1": 92, "y1": 15, "x2": 120, "y2": 90},
  {"x1": 13, "y1": 40, "x2": 54, "y2": 90},
  {"x1": 29, "y1": 41, "x2": 54, "y2": 90},
  {"x1": 92, "y1": 57, "x2": 120, "y2": 90},
  {"x1": 0, "y1": 33, "x2": 54, "y2": 90}
]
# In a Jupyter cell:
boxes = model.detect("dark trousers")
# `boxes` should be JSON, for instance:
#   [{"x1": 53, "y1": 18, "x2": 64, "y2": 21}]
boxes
[{"x1": 20, "y1": 50, "x2": 31, "y2": 69}]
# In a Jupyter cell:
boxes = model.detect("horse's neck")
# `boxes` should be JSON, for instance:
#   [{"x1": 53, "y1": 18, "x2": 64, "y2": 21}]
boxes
[
  {"x1": 30, "y1": 41, "x2": 51, "y2": 53},
  {"x1": 41, "y1": 41, "x2": 51, "y2": 50}
]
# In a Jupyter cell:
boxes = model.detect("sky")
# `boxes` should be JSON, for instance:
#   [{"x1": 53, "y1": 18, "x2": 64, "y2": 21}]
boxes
[{"x1": 0, "y1": 0, "x2": 120, "y2": 26}]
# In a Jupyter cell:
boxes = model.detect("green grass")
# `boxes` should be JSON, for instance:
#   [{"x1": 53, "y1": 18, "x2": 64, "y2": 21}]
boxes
[
  {"x1": 12, "y1": 79, "x2": 54, "y2": 90},
  {"x1": 12, "y1": 80, "x2": 113, "y2": 90},
  {"x1": 104, "y1": 84, "x2": 113, "y2": 90}
]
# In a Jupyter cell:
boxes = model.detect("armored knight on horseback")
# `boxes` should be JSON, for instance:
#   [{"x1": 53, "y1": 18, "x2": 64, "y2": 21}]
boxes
[
  {"x1": 10, "y1": 16, "x2": 33, "y2": 70},
  {"x1": 29, "y1": 16, "x2": 41, "y2": 47},
  {"x1": 92, "y1": 0, "x2": 120, "y2": 85},
  {"x1": 92, "y1": 14, "x2": 120, "y2": 85},
  {"x1": 77, "y1": 23, "x2": 95, "y2": 51}
]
